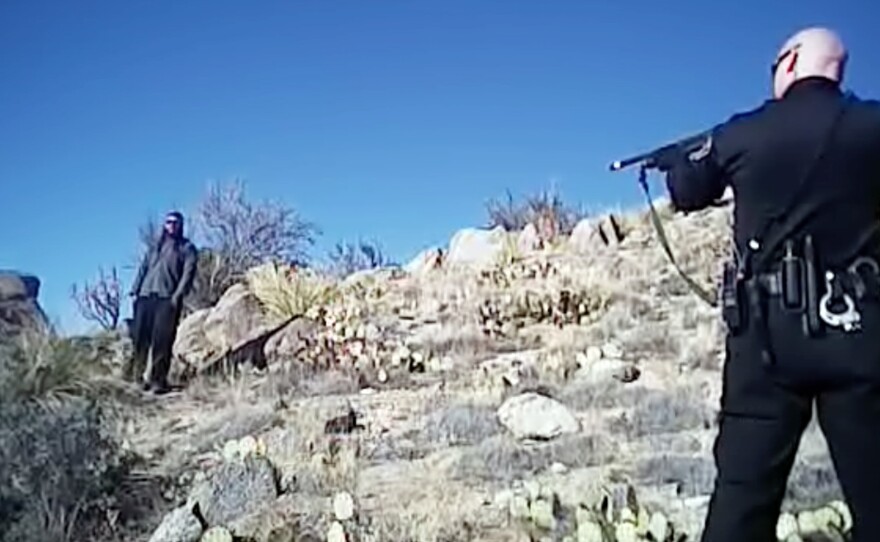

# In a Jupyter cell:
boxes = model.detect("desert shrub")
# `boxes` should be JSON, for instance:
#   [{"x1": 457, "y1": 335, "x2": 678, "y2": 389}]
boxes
[
  {"x1": 69, "y1": 266, "x2": 122, "y2": 332},
  {"x1": 245, "y1": 261, "x2": 339, "y2": 321},
  {"x1": 134, "y1": 179, "x2": 320, "y2": 309},
  {"x1": 0, "y1": 337, "x2": 136, "y2": 542},
  {"x1": 195, "y1": 179, "x2": 318, "y2": 287},
  {"x1": 485, "y1": 187, "x2": 587, "y2": 240},
  {"x1": 0, "y1": 333, "x2": 97, "y2": 402},
  {"x1": 327, "y1": 238, "x2": 394, "y2": 277},
  {"x1": 0, "y1": 399, "x2": 131, "y2": 542}
]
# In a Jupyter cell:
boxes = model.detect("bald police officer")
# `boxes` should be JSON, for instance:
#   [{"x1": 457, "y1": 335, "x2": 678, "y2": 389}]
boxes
[{"x1": 656, "y1": 27, "x2": 880, "y2": 541}]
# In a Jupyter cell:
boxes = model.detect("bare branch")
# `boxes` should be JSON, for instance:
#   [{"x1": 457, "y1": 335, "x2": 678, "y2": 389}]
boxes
[
  {"x1": 70, "y1": 266, "x2": 122, "y2": 331},
  {"x1": 189, "y1": 179, "x2": 320, "y2": 306}
]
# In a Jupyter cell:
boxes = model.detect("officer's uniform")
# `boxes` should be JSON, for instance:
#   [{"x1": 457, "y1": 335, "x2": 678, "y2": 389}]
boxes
[{"x1": 660, "y1": 76, "x2": 880, "y2": 542}]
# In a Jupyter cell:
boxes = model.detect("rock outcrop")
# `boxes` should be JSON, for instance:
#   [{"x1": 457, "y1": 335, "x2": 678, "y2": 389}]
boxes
[
  {"x1": 0, "y1": 270, "x2": 50, "y2": 342},
  {"x1": 173, "y1": 283, "x2": 278, "y2": 375}
]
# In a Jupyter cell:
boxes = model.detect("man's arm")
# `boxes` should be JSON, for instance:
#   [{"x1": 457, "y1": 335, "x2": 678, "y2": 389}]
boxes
[
  {"x1": 657, "y1": 132, "x2": 728, "y2": 212},
  {"x1": 172, "y1": 243, "x2": 198, "y2": 304},
  {"x1": 130, "y1": 251, "x2": 150, "y2": 297}
]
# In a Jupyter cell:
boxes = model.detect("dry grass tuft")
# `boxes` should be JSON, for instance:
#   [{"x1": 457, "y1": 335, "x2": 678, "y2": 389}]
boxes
[
  {"x1": 423, "y1": 402, "x2": 502, "y2": 447},
  {"x1": 449, "y1": 433, "x2": 616, "y2": 483},
  {"x1": 245, "y1": 262, "x2": 340, "y2": 321},
  {"x1": 634, "y1": 454, "x2": 717, "y2": 497},
  {"x1": 608, "y1": 388, "x2": 715, "y2": 438}
]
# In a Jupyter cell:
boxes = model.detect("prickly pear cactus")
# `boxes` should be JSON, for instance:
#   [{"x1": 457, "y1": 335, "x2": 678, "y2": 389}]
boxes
[
  {"x1": 573, "y1": 485, "x2": 685, "y2": 542},
  {"x1": 507, "y1": 480, "x2": 854, "y2": 541},
  {"x1": 776, "y1": 500, "x2": 852, "y2": 541},
  {"x1": 200, "y1": 526, "x2": 233, "y2": 542}
]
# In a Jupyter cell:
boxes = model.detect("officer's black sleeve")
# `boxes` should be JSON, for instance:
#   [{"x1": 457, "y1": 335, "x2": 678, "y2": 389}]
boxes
[{"x1": 662, "y1": 130, "x2": 728, "y2": 212}]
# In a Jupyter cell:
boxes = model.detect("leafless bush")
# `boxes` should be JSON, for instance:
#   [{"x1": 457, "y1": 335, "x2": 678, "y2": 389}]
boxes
[
  {"x1": 327, "y1": 238, "x2": 393, "y2": 277},
  {"x1": 190, "y1": 179, "x2": 320, "y2": 306},
  {"x1": 485, "y1": 187, "x2": 587, "y2": 240},
  {"x1": 137, "y1": 214, "x2": 161, "y2": 254},
  {"x1": 70, "y1": 267, "x2": 121, "y2": 331}
]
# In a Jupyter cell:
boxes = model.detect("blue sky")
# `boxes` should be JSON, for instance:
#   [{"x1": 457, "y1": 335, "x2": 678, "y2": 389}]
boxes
[{"x1": 2, "y1": 1, "x2": 878, "y2": 335}]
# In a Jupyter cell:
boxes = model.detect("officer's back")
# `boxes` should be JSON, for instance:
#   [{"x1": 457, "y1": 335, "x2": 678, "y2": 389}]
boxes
[
  {"x1": 670, "y1": 77, "x2": 880, "y2": 271},
  {"x1": 659, "y1": 27, "x2": 880, "y2": 542}
]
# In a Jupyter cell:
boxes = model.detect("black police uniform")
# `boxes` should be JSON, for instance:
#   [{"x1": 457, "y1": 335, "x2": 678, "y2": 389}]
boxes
[{"x1": 659, "y1": 76, "x2": 880, "y2": 542}]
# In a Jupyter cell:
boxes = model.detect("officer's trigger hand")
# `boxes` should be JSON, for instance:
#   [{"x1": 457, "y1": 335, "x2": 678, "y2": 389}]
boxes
[{"x1": 651, "y1": 144, "x2": 684, "y2": 172}]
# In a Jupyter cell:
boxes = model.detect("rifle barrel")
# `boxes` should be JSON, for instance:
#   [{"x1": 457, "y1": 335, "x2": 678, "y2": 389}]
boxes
[{"x1": 609, "y1": 131, "x2": 711, "y2": 172}]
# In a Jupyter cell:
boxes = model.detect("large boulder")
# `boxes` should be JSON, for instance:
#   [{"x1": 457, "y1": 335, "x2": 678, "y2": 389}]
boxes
[
  {"x1": 404, "y1": 247, "x2": 444, "y2": 275},
  {"x1": 173, "y1": 283, "x2": 275, "y2": 373},
  {"x1": 0, "y1": 270, "x2": 50, "y2": 342},
  {"x1": 186, "y1": 456, "x2": 279, "y2": 533},
  {"x1": 446, "y1": 226, "x2": 509, "y2": 268},
  {"x1": 497, "y1": 392, "x2": 580, "y2": 441}
]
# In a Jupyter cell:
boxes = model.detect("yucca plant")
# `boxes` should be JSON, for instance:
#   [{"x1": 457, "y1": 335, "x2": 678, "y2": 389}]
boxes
[
  {"x1": 245, "y1": 261, "x2": 340, "y2": 321},
  {"x1": 0, "y1": 332, "x2": 97, "y2": 403}
]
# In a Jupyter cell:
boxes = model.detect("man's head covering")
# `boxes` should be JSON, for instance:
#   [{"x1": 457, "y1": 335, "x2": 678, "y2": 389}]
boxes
[
  {"x1": 163, "y1": 210, "x2": 185, "y2": 239},
  {"x1": 772, "y1": 27, "x2": 848, "y2": 99}
]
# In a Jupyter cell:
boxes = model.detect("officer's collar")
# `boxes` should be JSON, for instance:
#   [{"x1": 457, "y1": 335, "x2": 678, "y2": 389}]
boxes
[{"x1": 783, "y1": 76, "x2": 843, "y2": 98}]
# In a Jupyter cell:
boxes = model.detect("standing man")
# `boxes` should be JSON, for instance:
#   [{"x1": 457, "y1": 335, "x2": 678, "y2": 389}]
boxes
[
  {"x1": 654, "y1": 27, "x2": 880, "y2": 541},
  {"x1": 126, "y1": 210, "x2": 198, "y2": 394}
]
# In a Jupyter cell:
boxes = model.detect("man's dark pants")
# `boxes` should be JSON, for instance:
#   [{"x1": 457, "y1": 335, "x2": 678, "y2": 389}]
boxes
[
  {"x1": 700, "y1": 295, "x2": 880, "y2": 541},
  {"x1": 126, "y1": 294, "x2": 181, "y2": 389}
]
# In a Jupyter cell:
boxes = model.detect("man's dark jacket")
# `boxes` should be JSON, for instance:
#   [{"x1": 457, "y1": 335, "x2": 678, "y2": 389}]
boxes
[{"x1": 131, "y1": 234, "x2": 198, "y2": 303}]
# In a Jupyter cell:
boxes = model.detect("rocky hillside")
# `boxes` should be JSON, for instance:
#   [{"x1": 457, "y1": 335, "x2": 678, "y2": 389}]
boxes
[{"x1": 2, "y1": 197, "x2": 852, "y2": 542}]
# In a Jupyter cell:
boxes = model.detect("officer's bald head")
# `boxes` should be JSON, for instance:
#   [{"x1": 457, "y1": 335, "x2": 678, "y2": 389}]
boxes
[{"x1": 772, "y1": 27, "x2": 847, "y2": 99}]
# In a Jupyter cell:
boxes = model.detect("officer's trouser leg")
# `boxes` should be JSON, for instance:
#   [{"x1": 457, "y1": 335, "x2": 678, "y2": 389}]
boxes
[
  {"x1": 817, "y1": 382, "x2": 880, "y2": 540},
  {"x1": 700, "y1": 335, "x2": 812, "y2": 542}
]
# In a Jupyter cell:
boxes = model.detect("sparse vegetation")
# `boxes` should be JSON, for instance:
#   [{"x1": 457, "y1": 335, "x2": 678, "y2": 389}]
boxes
[
  {"x1": 70, "y1": 266, "x2": 122, "y2": 332},
  {"x1": 485, "y1": 187, "x2": 588, "y2": 241},
  {"x1": 328, "y1": 238, "x2": 394, "y2": 277},
  {"x1": 245, "y1": 261, "x2": 339, "y2": 321},
  {"x1": 130, "y1": 178, "x2": 321, "y2": 312},
  {"x1": 423, "y1": 403, "x2": 502, "y2": 446},
  {"x1": 608, "y1": 388, "x2": 714, "y2": 438},
  {"x1": 0, "y1": 335, "x2": 143, "y2": 542},
  {"x1": 8, "y1": 189, "x2": 855, "y2": 541},
  {"x1": 449, "y1": 433, "x2": 616, "y2": 483}
]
